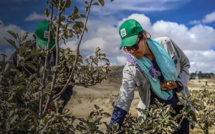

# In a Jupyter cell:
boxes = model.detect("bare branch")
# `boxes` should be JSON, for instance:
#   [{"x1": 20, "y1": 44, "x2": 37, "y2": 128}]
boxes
[
  {"x1": 42, "y1": 0, "x2": 62, "y2": 115},
  {"x1": 40, "y1": 3, "x2": 54, "y2": 116}
]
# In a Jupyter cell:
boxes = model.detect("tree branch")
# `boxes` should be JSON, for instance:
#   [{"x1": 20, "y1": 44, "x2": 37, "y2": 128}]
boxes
[
  {"x1": 53, "y1": 0, "x2": 93, "y2": 100},
  {"x1": 40, "y1": 3, "x2": 54, "y2": 116},
  {"x1": 60, "y1": 0, "x2": 68, "y2": 14},
  {"x1": 42, "y1": 0, "x2": 63, "y2": 115},
  {"x1": 174, "y1": 103, "x2": 187, "y2": 132}
]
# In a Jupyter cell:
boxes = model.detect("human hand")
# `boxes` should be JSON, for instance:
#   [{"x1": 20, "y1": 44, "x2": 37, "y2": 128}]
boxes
[{"x1": 160, "y1": 81, "x2": 177, "y2": 91}]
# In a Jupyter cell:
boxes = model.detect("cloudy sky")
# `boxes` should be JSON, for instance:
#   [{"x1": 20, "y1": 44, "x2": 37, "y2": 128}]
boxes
[{"x1": 0, "y1": 0, "x2": 215, "y2": 73}]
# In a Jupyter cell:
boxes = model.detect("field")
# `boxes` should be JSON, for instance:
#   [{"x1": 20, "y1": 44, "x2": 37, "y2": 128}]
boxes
[{"x1": 66, "y1": 68, "x2": 215, "y2": 133}]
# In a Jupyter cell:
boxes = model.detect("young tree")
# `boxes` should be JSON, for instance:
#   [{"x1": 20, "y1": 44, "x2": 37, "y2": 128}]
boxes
[
  {"x1": 0, "y1": 0, "x2": 113, "y2": 133},
  {"x1": 2, "y1": 0, "x2": 207, "y2": 133}
]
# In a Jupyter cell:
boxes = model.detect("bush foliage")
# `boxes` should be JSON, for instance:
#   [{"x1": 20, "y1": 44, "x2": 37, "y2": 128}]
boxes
[{"x1": 0, "y1": 0, "x2": 215, "y2": 134}]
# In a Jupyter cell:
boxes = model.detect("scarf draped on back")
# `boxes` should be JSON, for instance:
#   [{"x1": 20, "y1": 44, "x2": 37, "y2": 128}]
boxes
[{"x1": 127, "y1": 39, "x2": 178, "y2": 100}]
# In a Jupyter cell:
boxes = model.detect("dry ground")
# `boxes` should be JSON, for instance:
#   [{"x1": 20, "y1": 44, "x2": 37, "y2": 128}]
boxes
[{"x1": 65, "y1": 78, "x2": 215, "y2": 133}]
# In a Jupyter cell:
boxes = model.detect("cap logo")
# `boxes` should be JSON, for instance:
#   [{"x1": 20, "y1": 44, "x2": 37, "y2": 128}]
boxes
[
  {"x1": 120, "y1": 28, "x2": 126, "y2": 37},
  {"x1": 44, "y1": 31, "x2": 49, "y2": 39}
]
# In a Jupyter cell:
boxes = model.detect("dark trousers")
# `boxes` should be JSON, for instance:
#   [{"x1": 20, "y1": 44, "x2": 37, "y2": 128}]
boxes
[{"x1": 172, "y1": 105, "x2": 189, "y2": 134}]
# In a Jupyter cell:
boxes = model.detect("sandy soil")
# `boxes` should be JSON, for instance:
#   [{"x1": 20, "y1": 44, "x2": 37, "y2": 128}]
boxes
[{"x1": 65, "y1": 78, "x2": 215, "y2": 133}]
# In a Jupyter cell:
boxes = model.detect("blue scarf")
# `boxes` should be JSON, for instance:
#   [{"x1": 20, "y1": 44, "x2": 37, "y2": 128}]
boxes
[{"x1": 128, "y1": 39, "x2": 178, "y2": 100}]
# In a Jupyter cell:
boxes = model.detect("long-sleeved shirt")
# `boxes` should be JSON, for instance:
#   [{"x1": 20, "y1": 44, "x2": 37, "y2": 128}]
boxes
[{"x1": 109, "y1": 59, "x2": 181, "y2": 130}]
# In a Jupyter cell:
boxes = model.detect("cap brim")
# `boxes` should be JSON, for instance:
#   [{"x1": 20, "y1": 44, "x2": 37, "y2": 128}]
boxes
[
  {"x1": 120, "y1": 35, "x2": 138, "y2": 49},
  {"x1": 35, "y1": 36, "x2": 55, "y2": 50}
]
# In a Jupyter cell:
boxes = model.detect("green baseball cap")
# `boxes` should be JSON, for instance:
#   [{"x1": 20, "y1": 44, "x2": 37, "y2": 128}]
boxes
[
  {"x1": 34, "y1": 20, "x2": 56, "y2": 50},
  {"x1": 119, "y1": 19, "x2": 143, "y2": 49}
]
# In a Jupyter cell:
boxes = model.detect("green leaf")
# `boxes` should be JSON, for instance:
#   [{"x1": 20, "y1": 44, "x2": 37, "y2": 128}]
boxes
[
  {"x1": 75, "y1": 21, "x2": 84, "y2": 28},
  {"x1": 27, "y1": 63, "x2": 37, "y2": 71},
  {"x1": 20, "y1": 32, "x2": 29, "y2": 42},
  {"x1": 101, "y1": 58, "x2": 109, "y2": 65},
  {"x1": 80, "y1": 14, "x2": 86, "y2": 18},
  {"x1": 0, "y1": 22, "x2": 2, "y2": 25},
  {"x1": 39, "y1": 66, "x2": 45, "y2": 75},
  {"x1": 94, "y1": 104, "x2": 99, "y2": 110},
  {"x1": 4, "y1": 63, "x2": 12, "y2": 73},
  {"x1": 90, "y1": 111, "x2": 95, "y2": 118},
  {"x1": 22, "y1": 39, "x2": 33, "y2": 47},
  {"x1": 44, "y1": 8, "x2": 49, "y2": 17},
  {"x1": 103, "y1": 122, "x2": 111, "y2": 131},
  {"x1": 9, "y1": 110, "x2": 14, "y2": 118},
  {"x1": 85, "y1": 27, "x2": 88, "y2": 32},
  {"x1": 99, "y1": 53, "x2": 106, "y2": 57},
  {"x1": 4, "y1": 37, "x2": 18, "y2": 50},
  {"x1": 98, "y1": 0, "x2": 105, "y2": 6},
  {"x1": 85, "y1": 6, "x2": 89, "y2": 12},
  {"x1": 73, "y1": 6, "x2": 78, "y2": 14},
  {"x1": 10, "y1": 115, "x2": 18, "y2": 124},
  {"x1": 7, "y1": 30, "x2": 18, "y2": 39},
  {"x1": 112, "y1": 123, "x2": 119, "y2": 132},
  {"x1": 65, "y1": 0, "x2": 72, "y2": 8},
  {"x1": 102, "y1": 112, "x2": 111, "y2": 117},
  {"x1": 186, "y1": 105, "x2": 191, "y2": 112},
  {"x1": 71, "y1": 13, "x2": 82, "y2": 21},
  {"x1": 61, "y1": 16, "x2": 66, "y2": 21},
  {"x1": 177, "y1": 101, "x2": 183, "y2": 106},
  {"x1": 93, "y1": 2, "x2": 99, "y2": 6},
  {"x1": 96, "y1": 129, "x2": 103, "y2": 134},
  {"x1": 95, "y1": 47, "x2": 101, "y2": 53}
]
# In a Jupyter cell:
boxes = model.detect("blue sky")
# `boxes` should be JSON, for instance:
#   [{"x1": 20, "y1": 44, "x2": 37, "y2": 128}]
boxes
[{"x1": 1, "y1": 0, "x2": 215, "y2": 73}]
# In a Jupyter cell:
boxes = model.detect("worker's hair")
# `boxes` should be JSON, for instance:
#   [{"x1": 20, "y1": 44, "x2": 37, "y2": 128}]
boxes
[{"x1": 138, "y1": 30, "x2": 151, "y2": 39}]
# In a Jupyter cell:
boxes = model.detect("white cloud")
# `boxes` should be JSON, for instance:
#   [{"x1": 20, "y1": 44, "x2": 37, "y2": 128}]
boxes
[
  {"x1": 189, "y1": 11, "x2": 215, "y2": 24},
  {"x1": 151, "y1": 21, "x2": 215, "y2": 51},
  {"x1": 0, "y1": 22, "x2": 32, "y2": 46},
  {"x1": 0, "y1": 21, "x2": 33, "y2": 59},
  {"x1": 189, "y1": 20, "x2": 201, "y2": 25},
  {"x1": 61, "y1": 40, "x2": 77, "y2": 50},
  {"x1": 118, "y1": 14, "x2": 152, "y2": 30},
  {"x1": 10, "y1": 11, "x2": 213, "y2": 73},
  {"x1": 0, "y1": 48, "x2": 14, "y2": 60},
  {"x1": 117, "y1": 56, "x2": 127, "y2": 65},
  {"x1": 72, "y1": 14, "x2": 215, "y2": 73},
  {"x1": 25, "y1": 12, "x2": 47, "y2": 21},
  {"x1": 185, "y1": 50, "x2": 215, "y2": 73},
  {"x1": 202, "y1": 11, "x2": 215, "y2": 23},
  {"x1": 91, "y1": 0, "x2": 192, "y2": 16},
  {"x1": 81, "y1": 38, "x2": 105, "y2": 51},
  {"x1": 80, "y1": 22, "x2": 122, "y2": 56},
  {"x1": 152, "y1": 20, "x2": 189, "y2": 38}
]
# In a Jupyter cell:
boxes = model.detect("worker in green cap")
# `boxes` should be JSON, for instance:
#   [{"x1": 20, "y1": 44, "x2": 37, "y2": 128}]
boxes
[
  {"x1": 109, "y1": 19, "x2": 195, "y2": 134},
  {"x1": 8, "y1": 20, "x2": 73, "y2": 113}
]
